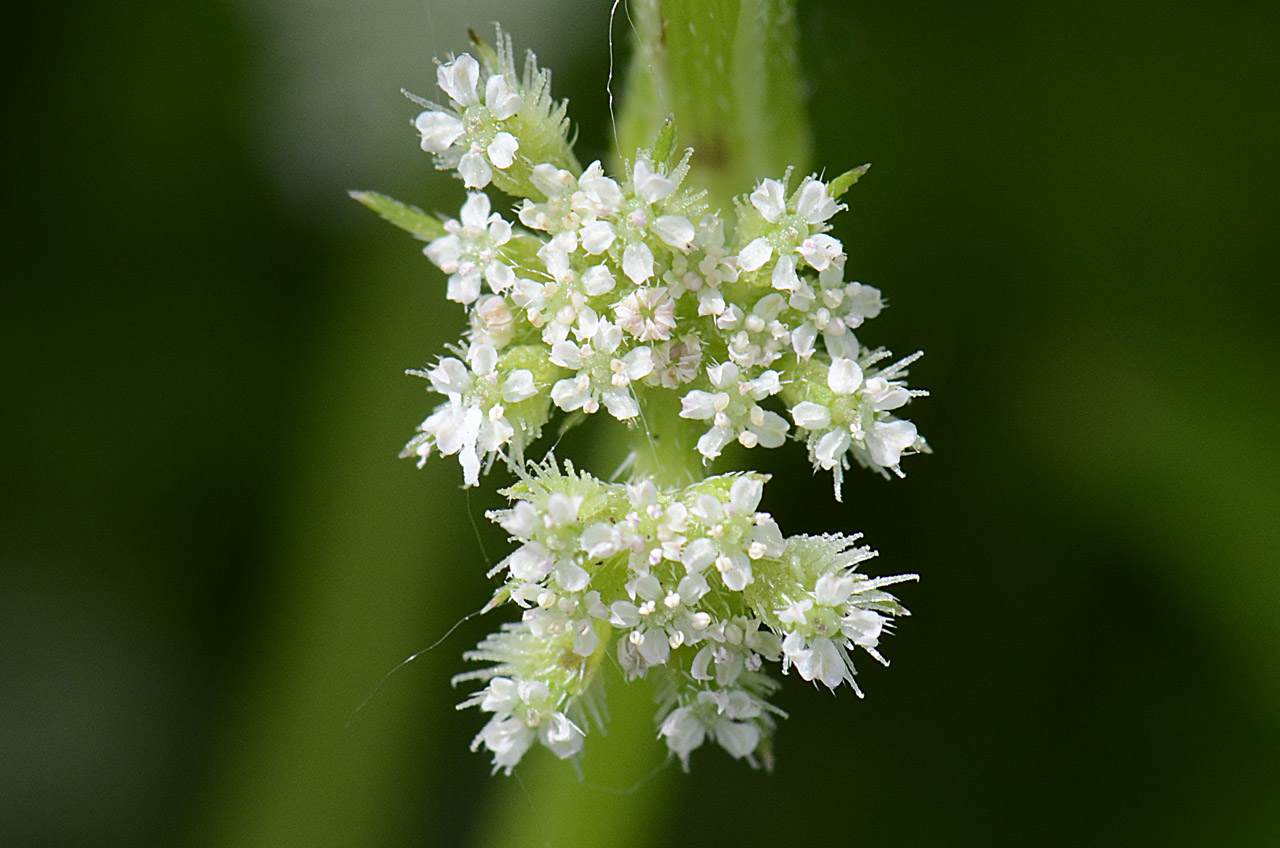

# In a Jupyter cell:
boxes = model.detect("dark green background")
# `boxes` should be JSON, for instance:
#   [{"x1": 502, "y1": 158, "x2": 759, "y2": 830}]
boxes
[{"x1": 4, "y1": 1, "x2": 1277, "y2": 845}]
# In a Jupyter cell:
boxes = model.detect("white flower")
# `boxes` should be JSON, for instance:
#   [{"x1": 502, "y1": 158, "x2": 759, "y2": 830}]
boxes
[
  {"x1": 468, "y1": 673, "x2": 585, "y2": 773},
  {"x1": 679, "y1": 362, "x2": 789, "y2": 461},
  {"x1": 582, "y1": 264, "x2": 616, "y2": 295},
  {"x1": 658, "y1": 704, "x2": 706, "y2": 769},
  {"x1": 615, "y1": 287, "x2": 677, "y2": 342},
  {"x1": 402, "y1": 344, "x2": 537, "y2": 486},
  {"x1": 722, "y1": 293, "x2": 790, "y2": 369},
  {"x1": 790, "y1": 354, "x2": 926, "y2": 494},
  {"x1": 424, "y1": 193, "x2": 514, "y2": 305},
  {"x1": 659, "y1": 689, "x2": 763, "y2": 770},
  {"x1": 469, "y1": 294, "x2": 516, "y2": 349},
  {"x1": 476, "y1": 714, "x2": 534, "y2": 774},
  {"x1": 549, "y1": 318, "x2": 653, "y2": 419},
  {"x1": 773, "y1": 537, "x2": 914, "y2": 694},
  {"x1": 519, "y1": 160, "x2": 624, "y2": 239},
  {"x1": 781, "y1": 632, "x2": 852, "y2": 690},
  {"x1": 647, "y1": 333, "x2": 703, "y2": 388},
  {"x1": 679, "y1": 475, "x2": 784, "y2": 593},
  {"x1": 576, "y1": 160, "x2": 626, "y2": 215}
]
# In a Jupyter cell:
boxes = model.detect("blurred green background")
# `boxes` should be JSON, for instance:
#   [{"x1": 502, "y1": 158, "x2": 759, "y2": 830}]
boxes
[{"x1": 4, "y1": 0, "x2": 1278, "y2": 845}]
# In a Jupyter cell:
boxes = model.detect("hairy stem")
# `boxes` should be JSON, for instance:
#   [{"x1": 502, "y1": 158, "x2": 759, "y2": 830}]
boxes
[{"x1": 616, "y1": 0, "x2": 811, "y2": 209}]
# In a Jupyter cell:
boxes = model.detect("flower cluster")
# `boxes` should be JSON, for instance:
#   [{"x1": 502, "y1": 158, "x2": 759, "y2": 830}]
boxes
[
  {"x1": 394, "y1": 38, "x2": 927, "y2": 499},
  {"x1": 357, "y1": 28, "x2": 929, "y2": 773},
  {"x1": 453, "y1": 461, "x2": 912, "y2": 772}
]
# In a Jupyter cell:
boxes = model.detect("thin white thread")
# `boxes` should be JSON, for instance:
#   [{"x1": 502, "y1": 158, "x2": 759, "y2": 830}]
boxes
[
  {"x1": 345, "y1": 605, "x2": 486, "y2": 727},
  {"x1": 607, "y1": 0, "x2": 624, "y2": 155},
  {"x1": 580, "y1": 756, "x2": 674, "y2": 795},
  {"x1": 465, "y1": 486, "x2": 494, "y2": 572}
]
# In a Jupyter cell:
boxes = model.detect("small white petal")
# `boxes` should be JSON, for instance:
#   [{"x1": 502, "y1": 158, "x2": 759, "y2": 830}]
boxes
[
  {"x1": 813, "y1": 573, "x2": 855, "y2": 607},
  {"x1": 843, "y1": 607, "x2": 886, "y2": 648},
  {"x1": 714, "y1": 719, "x2": 760, "y2": 760},
  {"x1": 547, "y1": 492, "x2": 581, "y2": 526},
  {"x1": 484, "y1": 260, "x2": 515, "y2": 293},
  {"x1": 622, "y1": 242, "x2": 655, "y2": 284},
  {"x1": 825, "y1": 327, "x2": 860, "y2": 360},
  {"x1": 679, "y1": 390, "x2": 718, "y2": 420},
  {"x1": 814, "y1": 429, "x2": 851, "y2": 469},
  {"x1": 659, "y1": 706, "x2": 707, "y2": 768},
  {"x1": 498, "y1": 501, "x2": 539, "y2": 537},
  {"x1": 610, "y1": 601, "x2": 642, "y2": 628},
  {"x1": 446, "y1": 269, "x2": 482, "y2": 305},
  {"x1": 623, "y1": 347, "x2": 654, "y2": 381},
  {"x1": 771, "y1": 254, "x2": 801, "y2": 292},
  {"x1": 550, "y1": 378, "x2": 589, "y2": 412},
  {"x1": 470, "y1": 343, "x2": 498, "y2": 376},
  {"x1": 507, "y1": 543, "x2": 553, "y2": 581},
  {"x1": 459, "y1": 150, "x2": 492, "y2": 189},
  {"x1": 808, "y1": 637, "x2": 849, "y2": 689},
  {"x1": 458, "y1": 406, "x2": 483, "y2": 486},
  {"x1": 696, "y1": 427, "x2": 734, "y2": 461},
  {"x1": 828, "y1": 358, "x2": 864, "y2": 395},
  {"x1": 751, "y1": 411, "x2": 789, "y2": 448},
  {"x1": 531, "y1": 163, "x2": 574, "y2": 198},
  {"x1": 791, "y1": 323, "x2": 818, "y2": 359},
  {"x1": 747, "y1": 180, "x2": 783, "y2": 225},
  {"x1": 578, "y1": 161, "x2": 625, "y2": 213},
  {"x1": 867, "y1": 419, "x2": 918, "y2": 468},
  {"x1": 487, "y1": 217, "x2": 512, "y2": 245},
  {"x1": 579, "y1": 220, "x2": 616, "y2": 255},
  {"x1": 539, "y1": 713, "x2": 585, "y2": 760},
  {"x1": 549, "y1": 340, "x2": 583, "y2": 369},
  {"x1": 676, "y1": 572, "x2": 710, "y2": 602},
  {"x1": 737, "y1": 237, "x2": 773, "y2": 272},
  {"x1": 750, "y1": 179, "x2": 786, "y2": 223},
  {"x1": 633, "y1": 159, "x2": 676, "y2": 203},
  {"x1": 486, "y1": 132, "x2": 519, "y2": 169},
  {"x1": 501, "y1": 369, "x2": 537, "y2": 403},
  {"x1": 791, "y1": 401, "x2": 831, "y2": 430},
  {"x1": 582, "y1": 264, "x2": 616, "y2": 295},
  {"x1": 437, "y1": 54, "x2": 480, "y2": 106},
  {"x1": 555, "y1": 561, "x2": 591, "y2": 593},
  {"x1": 429, "y1": 358, "x2": 471, "y2": 395},
  {"x1": 459, "y1": 192, "x2": 492, "y2": 228},
  {"x1": 414, "y1": 111, "x2": 464, "y2": 153},
  {"x1": 798, "y1": 233, "x2": 843, "y2": 271},
  {"x1": 653, "y1": 215, "x2": 695, "y2": 250},
  {"x1": 796, "y1": 178, "x2": 839, "y2": 224},
  {"x1": 603, "y1": 390, "x2": 640, "y2": 420},
  {"x1": 729, "y1": 476, "x2": 764, "y2": 514},
  {"x1": 423, "y1": 234, "x2": 461, "y2": 271},
  {"x1": 484, "y1": 74, "x2": 524, "y2": 119}
]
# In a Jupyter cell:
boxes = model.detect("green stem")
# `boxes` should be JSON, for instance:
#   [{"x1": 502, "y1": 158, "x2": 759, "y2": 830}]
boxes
[
  {"x1": 616, "y1": 0, "x2": 811, "y2": 209},
  {"x1": 629, "y1": 386, "x2": 706, "y2": 489}
]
